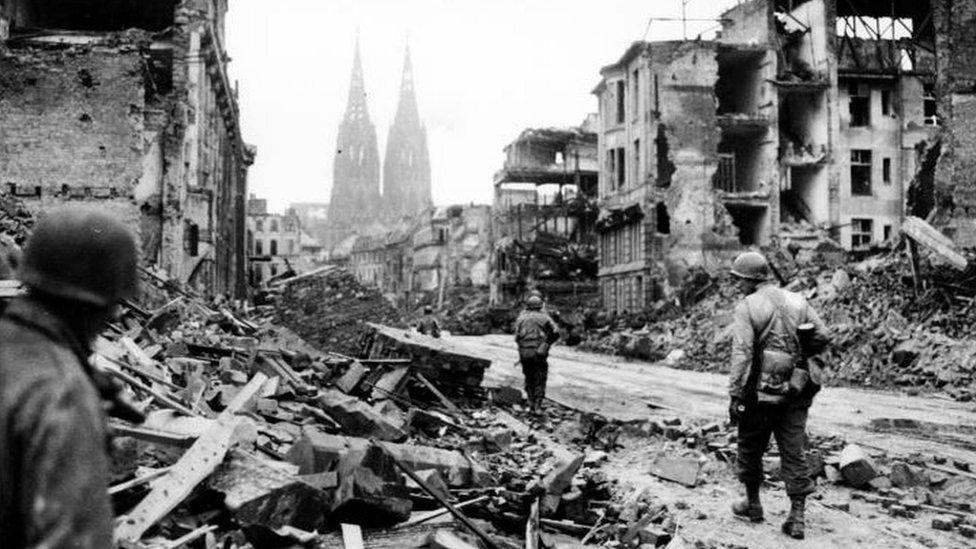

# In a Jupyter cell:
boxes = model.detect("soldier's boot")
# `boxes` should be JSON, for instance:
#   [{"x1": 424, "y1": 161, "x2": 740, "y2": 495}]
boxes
[
  {"x1": 731, "y1": 483, "x2": 764, "y2": 522},
  {"x1": 782, "y1": 496, "x2": 806, "y2": 539}
]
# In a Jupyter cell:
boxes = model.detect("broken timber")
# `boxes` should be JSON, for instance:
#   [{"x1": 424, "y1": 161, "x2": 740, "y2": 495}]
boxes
[
  {"x1": 901, "y1": 216, "x2": 969, "y2": 270},
  {"x1": 364, "y1": 323, "x2": 491, "y2": 398},
  {"x1": 115, "y1": 373, "x2": 269, "y2": 541}
]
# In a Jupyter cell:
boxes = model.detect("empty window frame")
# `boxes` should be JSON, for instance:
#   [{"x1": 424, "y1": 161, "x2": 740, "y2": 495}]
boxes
[
  {"x1": 606, "y1": 148, "x2": 616, "y2": 191},
  {"x1": 270, "y1": 219, "x2": 279, "y2": 232},
  {"x1": 616, "y1": 80, "x2": 626, "y2": 124},
  {"x1": 633, "y1": 139, "x2": 641, "y2": 185},
  {"x1": 883, "y1": 157, "x2": 891, "y2": 183},
  {"x1": 255, "y1": 218, "x2": 264, "y2": 232},
  {"x1": 616, "y1": 148, "x2": 626, "y2": 190},
  {"x1": 923, "y1": 83, "x2": 939, "y2": 126},
  {"x1": 255, "y1": 239, "x2": 263, "y2": 255},
  {"x1": 850, "y1": 149, "x2": 873, "y2": 196},
  {"x1": 849, "y1": 83, "x2": 870, "y2": 127},
  {"x1": 881, "y1": 89, "x2": 893, "y2": 116},
  {"x1": 851, "y1": 218, "x2": 873, "y2": 250},
  {"x1": 632, "y1": 69, "x2": 639, "y2": 118},
  {"x1": 883, "y1": 224, "x2": 892, "y2": 242},
  {"x1": 270, "y1": 239, "x2": 278, "y2": 256}
]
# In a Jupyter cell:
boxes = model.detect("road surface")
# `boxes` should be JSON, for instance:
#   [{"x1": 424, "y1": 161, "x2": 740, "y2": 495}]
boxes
[{"x1": 455, "y1": 334, "x2": 976, "y2": 465}]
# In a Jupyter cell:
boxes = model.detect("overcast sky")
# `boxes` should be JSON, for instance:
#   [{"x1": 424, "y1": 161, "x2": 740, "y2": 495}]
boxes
[{"x1": 226, "y1": 0, "x2": 740, "y2": 213}]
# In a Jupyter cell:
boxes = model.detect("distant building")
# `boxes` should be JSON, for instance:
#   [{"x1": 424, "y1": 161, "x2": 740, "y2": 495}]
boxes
[
  {"x1": 490, "y1": 120, "x2": 600, "y2": 306},
  {"x1": 383, "y1": 45, "x2": 432, "y2": 221},
  {"x1": 246, "y1": 195, "x2": 301, "y2": 286},
  {"x1": 290, "y1": 202, "x2": 330, "y2": 248},
  {"x1": 326, "y1": 39, "x2": 382, "y2": 250}
]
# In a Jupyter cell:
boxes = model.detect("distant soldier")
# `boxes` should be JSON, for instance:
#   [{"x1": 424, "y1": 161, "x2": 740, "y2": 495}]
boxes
[
  {"x1": 514, "y1": 295, "x2": 559, "y2": 411},
  {"x1": 0, "y1": 206, "x2": 139, "y2": 547},
  {"x1": 416, "y1": 305, "x2": 441, "y2": 338},
  {"x1": 727, "y1": 251, "x2": 829, "y2": 540}
]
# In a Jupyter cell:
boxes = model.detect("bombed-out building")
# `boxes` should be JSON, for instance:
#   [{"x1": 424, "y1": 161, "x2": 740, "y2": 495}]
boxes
[
  {"x1": 0, "y1": 0, "x2": 254, "y2": 297},
  {"x1": 490, "y1": 119, "x2": 600, "y2": 306},
  {"x1": 592, "y1": 0, "x2": 976, "y2": 312},
  {"x1": 246, "y1": 195, "x2": 301, "y2": 287}
]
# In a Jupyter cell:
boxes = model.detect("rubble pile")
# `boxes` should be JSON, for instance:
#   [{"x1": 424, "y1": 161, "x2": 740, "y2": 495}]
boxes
[
  {"x1": 271, "y1": 267, "x2": 405, "y2": 356},
  {"x1": 580, "y1": 249, "x2": 976, "y2": 400},
  {"x1": 0, "y1": 191, "x2": 34, "y2": 244},
  {"x1": 88, "y1": 281, "x2": 667, "y2": 547}
]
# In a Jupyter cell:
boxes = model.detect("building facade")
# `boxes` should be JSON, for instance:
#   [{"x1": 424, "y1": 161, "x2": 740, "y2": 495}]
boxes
[
  {"x1": 246, "y1": 196, "x2": 302, "y2": 286},
  {"x1": 593, "y1": 0, "x2": 950, "y2": 312},
  {"x1": 0, "y1": 0, "x2": 254, "y2": 298}
]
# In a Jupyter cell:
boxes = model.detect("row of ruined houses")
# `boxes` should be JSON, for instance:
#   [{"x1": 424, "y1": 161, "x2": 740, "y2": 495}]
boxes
[
  {"x1": 493, "y1": 0, "x2": 976, "y2": 314},
  {"x1": 0, "y1": 0, "x2": 254, "y2": 298}
]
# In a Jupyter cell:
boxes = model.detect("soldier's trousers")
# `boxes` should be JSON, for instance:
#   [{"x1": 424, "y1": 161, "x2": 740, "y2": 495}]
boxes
[
  {"x1": 520, "y1": 356, "x2": 549, "y2": 405},
  {"x1": 737, "y1": 403, "x2": 815, "y2": 497}
]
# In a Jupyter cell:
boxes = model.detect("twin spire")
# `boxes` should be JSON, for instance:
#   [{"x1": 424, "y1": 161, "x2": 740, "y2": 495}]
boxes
[{"x1": 344, "y1": 37, "x2": 416, "y2": 125}]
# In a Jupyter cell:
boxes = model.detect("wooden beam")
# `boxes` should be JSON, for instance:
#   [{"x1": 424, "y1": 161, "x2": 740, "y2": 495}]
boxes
[
  {"x1": 526, "y1": 498, "x2": 540, "y2": 549},
  {"x1": 396, "y1": 495, "x2": 489, "y2": 529},
  {"x1": 114, "y1": 373, "x2": 269, "y2": 541},
  {"x1": 163, "y1": 525, "x2": 217, "y2": 549},
  {"x1": 95, "y1": 355, "x2": 199, "y2": 417},
  {"x1": 415, "y1": 372, "x2": 460, "y2": 413},
  {"x1": 108, "y1": 467, "x2": 172, "y2": 495}
]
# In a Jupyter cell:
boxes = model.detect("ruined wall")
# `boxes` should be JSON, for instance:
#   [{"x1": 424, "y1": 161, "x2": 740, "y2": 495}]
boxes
[
  {"x1": 719, "y1": 0, "x2": 771, "y2": 45},
  {"x1": 0, "y1": 42, "x2": 149, "y2": 240},
  {"x1": 933, "y1": 0, "x2": 976, "y2": 246},
  {"x1": 654, "y1": 42, "x2": 739, "y2": 281}
]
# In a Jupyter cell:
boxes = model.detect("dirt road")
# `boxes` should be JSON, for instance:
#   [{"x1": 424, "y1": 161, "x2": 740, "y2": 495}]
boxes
[
  {"x1": 451, "y1": 334, "x2": 976, "y2": 548},
  {"x1": 456, "y1": 334, "x2": 976, "y2": 464}
]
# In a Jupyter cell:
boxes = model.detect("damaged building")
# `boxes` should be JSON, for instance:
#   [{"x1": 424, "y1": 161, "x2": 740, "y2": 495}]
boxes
[
  {"x1": 0, "y1": 0, "x2": 254, "y2": 297},
  {"x1": 490, "y1": 120, "x2": 600, "y2": 306},
  {"x1": 246, "y1": 195, "x2": 302, "y2": 287},
  {"x1": 592, "y1": 0, "x2": 959, "y2": 311}
]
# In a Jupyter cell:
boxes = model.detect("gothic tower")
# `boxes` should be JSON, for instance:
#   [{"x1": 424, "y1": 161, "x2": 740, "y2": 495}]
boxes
[
  {"x1": 382, "y1": 44, "x2": 432, "y2": 220},
  {"x1": 327, "y1": 38, "x2": 381, "y2": 248}
]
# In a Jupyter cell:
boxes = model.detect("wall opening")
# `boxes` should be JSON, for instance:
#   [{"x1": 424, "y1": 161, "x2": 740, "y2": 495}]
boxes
[
  {"x1": 716, "y1": 48, "x2": 765, "y2": 115},
  {"x1": 850, "y1": 149, "x2": 873, "y2": 196},
  {"x1": 848, "y1": 83, "x2": 870, "y2": 127},
  {"x1": 655, "y1": 202, "x2": 671, "y2": 234},
  {"x1": 716, "y1": 130, "x2": 766, "y2": 193},
  {"x1": 184, "y1": 222, "x2": 200, "y2": 257},
  {"x1": 270, "y1": 239, "x2": 278, "y2": 256},
  {"x1": 725, "y1": 204, "x2": 767, "y2": 246},
  {"x1": 3, "y1": 0, "x2": 178, "y2": 33},
  {"x1": 655, "y1": 125, "x2": 675, "y2": 187}
]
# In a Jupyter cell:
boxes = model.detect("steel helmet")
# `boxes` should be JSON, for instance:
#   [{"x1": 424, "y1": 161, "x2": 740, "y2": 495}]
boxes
[
  {"x1": 19, "y1": 205, "x2": 139, "y2": 307},
  {"x1": 526, "y1": 295, "x2": 543, "y2": 310},
  {"x1": 730, "y1": 251, "x2": 770, "y2": 281}
]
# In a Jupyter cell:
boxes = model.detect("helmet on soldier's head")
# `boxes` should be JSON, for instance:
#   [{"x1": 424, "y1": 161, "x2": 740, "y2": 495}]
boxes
[
  {"x1": 18, "y1": 205, "x2": 139, "y2": 308},
  {"x1": 526, "y1": 295, "x2": 543, "y2": 310},
  {"x1": 730, "y1": 251, "x2": 770, "y2": 282},
  {"x1": 424, "y1": 305, "x2": 434, "y2": 314}
]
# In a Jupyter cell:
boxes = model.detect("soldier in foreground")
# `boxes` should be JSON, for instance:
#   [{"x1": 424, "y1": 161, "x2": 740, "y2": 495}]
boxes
[
  {"x1": 0, "y1": 206, "x2": 139, "y2": 547},
  {"x1": 727, "y1": 251, "x2": 829, "y2": 540},
  {"x1": 514, "y1": 294, "x2": 559, "y2": 411}
]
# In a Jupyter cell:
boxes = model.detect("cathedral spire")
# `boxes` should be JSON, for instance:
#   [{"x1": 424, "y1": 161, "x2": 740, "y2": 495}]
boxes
[
  {"x1": 345, "y1": 34, "x2": 370, "y2": 123},
  {"x1": 394, "y1": 42, "x2": 420, "y2": 126},
  {"x1": 382, "y1": 41, "x2": 431, "y2": 220}
]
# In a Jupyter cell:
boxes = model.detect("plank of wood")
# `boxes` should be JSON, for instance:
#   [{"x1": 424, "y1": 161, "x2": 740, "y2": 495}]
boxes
[
  {"x1": 526, "y1": 498, "x2": 540, "y2": 549},
  {"x1": 902, "y1": 216, "x2": 968, "y2": 270},
  {"x1": 108, "y1": 421, "x2": 199, "y2": 447},
  {"x1": 163, "y1": 524, "x2": 217, "y2": 549},
  {"x1": 114, "y1": 373, "x2": 269, "y2": 541},
  {"x1": 397, "y1": 495, "x2": 489, "y2": 529},
  {"x1": 415, "y1": 372, "x2": 461, "y2": 413},
  {"x1": 341, "y1": 523, "x2": 365, "y2": 549},
  {"x1": 95, "y1": 355, "x2": 199, "y2": 417},
  {"x1": 108, "y1": 467, "x2": 172, "y2": 495},
  {"x1": 926, "y1": 463, "x2": 976, "y2": 482}
]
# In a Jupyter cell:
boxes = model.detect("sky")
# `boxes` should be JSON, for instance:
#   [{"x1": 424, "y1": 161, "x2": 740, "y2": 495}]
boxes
[{"x1": 225, "y1": 0, "x2": 741, "y2": 213}]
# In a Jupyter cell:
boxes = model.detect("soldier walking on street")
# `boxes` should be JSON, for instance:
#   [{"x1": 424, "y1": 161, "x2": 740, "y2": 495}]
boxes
[
  {"x1": 416, "y1": 305, "x2": 441, "y2": 338},
  {"x1": 727, "y1": 251, "x2": 829, "y2": 540},
  {"x1": 0, "y1": 206, "x2": 140, "y2": 548},
  {"x1": 514, "y1": 294, "x2": 559, "y2": 411}
]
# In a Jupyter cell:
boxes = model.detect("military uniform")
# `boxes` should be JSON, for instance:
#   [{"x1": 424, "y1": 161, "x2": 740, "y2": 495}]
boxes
[
  {"x1": 417, "y1": 315, "x2": 441, "y2": 338},
  {"x1": 0, "y1": 296, "x2": 113, "y2": 548},
  {"x1": 729, "y1": 284, "x2": 829, "y2": 498},
  {"x1": 514, "y1": 308, "x2": 559, "y2": 409}
]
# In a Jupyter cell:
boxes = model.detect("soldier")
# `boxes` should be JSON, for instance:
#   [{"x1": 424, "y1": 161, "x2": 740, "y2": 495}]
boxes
[
  {"x1": 0, "y1": 206, "x2": 139, "y2": 547},
  {"x1": 514, "y1": 294, "x2": 559, "y2": 411},
  {"x1": 416, "y1": 305, "x2": 441, "y2": 338},
  {"x1": 727, "y1": 251, "x2": 829, "y2": 540}
]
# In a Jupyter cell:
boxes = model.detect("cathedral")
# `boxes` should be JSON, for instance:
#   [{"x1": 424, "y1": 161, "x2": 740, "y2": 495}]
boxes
[{"x1": 326, "y1": 40, "x2": 431, "y2": 249}]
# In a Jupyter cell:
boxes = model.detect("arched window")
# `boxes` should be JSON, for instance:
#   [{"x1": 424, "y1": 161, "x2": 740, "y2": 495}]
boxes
[{"x1": 270, "y1": 239, "x2": 278, "y2": 256}]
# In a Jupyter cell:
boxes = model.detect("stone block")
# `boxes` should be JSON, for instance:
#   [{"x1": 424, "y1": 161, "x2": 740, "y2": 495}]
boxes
[
  {"x1": 334, "y1": 361, "x2": 365, "y2": 393},
  {"x1": 315, "y1": 388, "x2": 407, "y2": 441},
  {"x1": 649, "y1": 456, "x2": 701, "y2": 487},
  {"x1": 405, "y1": 469, "x2": 450, "y2": 500},
  {"x1": 932, "y1": 515, "x2": 955, "y2": 531},
  {"x1": 839, "y1": 445, "x2": 877, "y2": 488}
]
